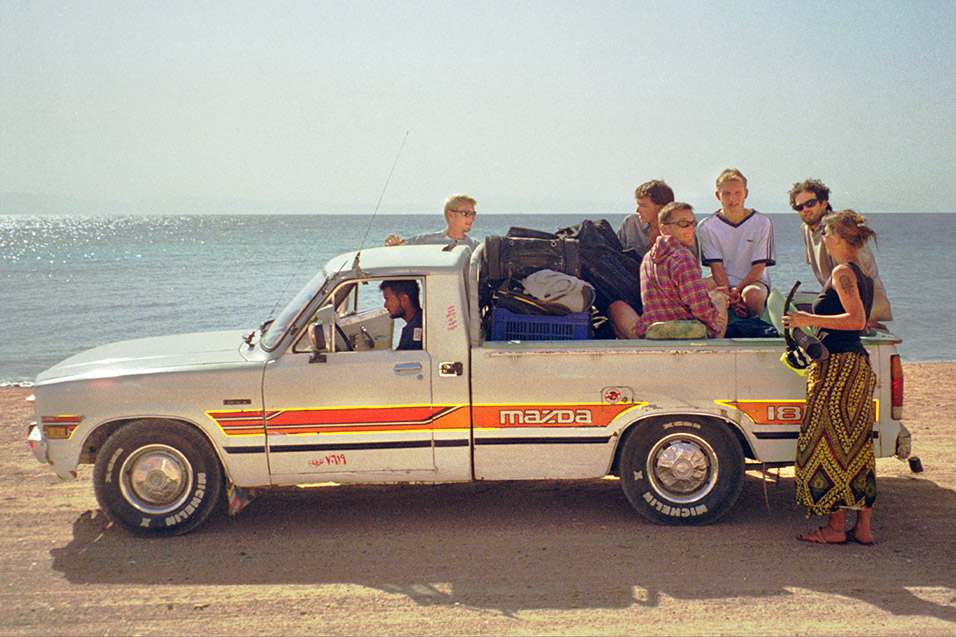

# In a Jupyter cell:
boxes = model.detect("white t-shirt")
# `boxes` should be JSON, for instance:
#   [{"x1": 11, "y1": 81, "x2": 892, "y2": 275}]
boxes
[{"x1": 697, "y1": 210, "x2": 775, "y2": 289}]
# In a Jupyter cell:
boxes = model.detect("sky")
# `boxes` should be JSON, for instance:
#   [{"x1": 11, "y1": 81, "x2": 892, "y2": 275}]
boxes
[{"x1": 2, "y1": 1, "x2": 955, "y2": 215}]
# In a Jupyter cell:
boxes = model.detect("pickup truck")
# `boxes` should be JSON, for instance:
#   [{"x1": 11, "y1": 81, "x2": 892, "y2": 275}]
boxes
[{"x1": 27, "y1": 243, "x2": 909, "y2": 535}]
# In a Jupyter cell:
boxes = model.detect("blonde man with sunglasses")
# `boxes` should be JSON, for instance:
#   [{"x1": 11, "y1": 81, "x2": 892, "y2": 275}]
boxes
[
  {"x1": 385, "y1": 194, "x2": 480, "y2": 249},
  {"x1": 609, "y1": 202, "x2": 729, "y2": 339},
  {"x1": 789, "y1": 179, "x2": 892, "y2": 329}
]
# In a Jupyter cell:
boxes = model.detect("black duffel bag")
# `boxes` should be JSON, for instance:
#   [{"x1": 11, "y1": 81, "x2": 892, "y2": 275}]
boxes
[
  {"x1": 483, "y1": 235, "x2": 582, "y2": 281},
  {"x1": 554, "y1": 219, "x2": 643, "y2": 314}
]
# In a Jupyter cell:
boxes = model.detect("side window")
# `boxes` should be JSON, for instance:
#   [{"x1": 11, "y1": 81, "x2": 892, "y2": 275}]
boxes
[{"x1": 294, "y1": 277, "x2": 424, "y2": 354}]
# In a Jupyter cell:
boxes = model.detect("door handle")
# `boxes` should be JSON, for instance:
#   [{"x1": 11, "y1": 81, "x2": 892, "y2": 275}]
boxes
[{"x1": 394, "y1": 362, "x2": 423, "y2": 374}]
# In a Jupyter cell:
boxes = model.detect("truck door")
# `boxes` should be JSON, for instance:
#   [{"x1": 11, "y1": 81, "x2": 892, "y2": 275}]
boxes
[{"x1": 262, "y1": 277, "x2": 437, "y2": 482}]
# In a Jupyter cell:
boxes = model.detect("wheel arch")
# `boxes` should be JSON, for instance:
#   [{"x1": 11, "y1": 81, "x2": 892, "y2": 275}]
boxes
[
  {"x1": 80, "y1": 416, "x2": 226, "y2": 477},
  {"x1": 610, "y1": 412, "x2": 756, "y2": 475}
]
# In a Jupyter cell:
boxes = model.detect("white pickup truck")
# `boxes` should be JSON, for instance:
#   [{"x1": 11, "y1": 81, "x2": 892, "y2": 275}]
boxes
[{"x1": 28, "y1": 244, "x2": 909, "y2": 535}]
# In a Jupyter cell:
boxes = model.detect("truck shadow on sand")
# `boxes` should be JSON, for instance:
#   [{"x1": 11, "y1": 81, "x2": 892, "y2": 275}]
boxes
[{"x1": 52, "y1": 470, "x2": 956, "y2": 621}]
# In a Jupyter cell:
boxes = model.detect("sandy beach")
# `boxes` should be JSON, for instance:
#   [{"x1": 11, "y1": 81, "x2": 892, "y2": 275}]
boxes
[{"x1": 2, "y1": 362, "x2": 954, "y2": 636}]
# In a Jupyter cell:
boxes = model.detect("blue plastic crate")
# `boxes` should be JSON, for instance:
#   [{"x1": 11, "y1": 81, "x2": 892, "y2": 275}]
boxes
[{"x1": 489, "y1": 308, "x2": 591, "y2": 341}]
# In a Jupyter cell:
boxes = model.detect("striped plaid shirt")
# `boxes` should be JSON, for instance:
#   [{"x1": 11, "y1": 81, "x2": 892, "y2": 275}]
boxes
[{"x1": 637, "y1": 235, "x2": 721, "y2": 338}]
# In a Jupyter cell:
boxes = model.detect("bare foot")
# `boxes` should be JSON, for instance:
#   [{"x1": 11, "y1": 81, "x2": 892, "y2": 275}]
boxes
[
  {"x1": 797, "y1": 525, "x2": 847, "y2": 544},
  {"x1": 848, "y1": 526, "x2": 875, "y2": 545}
]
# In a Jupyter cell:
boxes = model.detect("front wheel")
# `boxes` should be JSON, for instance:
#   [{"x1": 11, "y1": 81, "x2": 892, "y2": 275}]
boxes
[
  {"x1": 620, "y1": 417, "x2": 744, "y2": 525},
  {"x1": 93, "y1": 420, "x2": 223, "y2": 536}
]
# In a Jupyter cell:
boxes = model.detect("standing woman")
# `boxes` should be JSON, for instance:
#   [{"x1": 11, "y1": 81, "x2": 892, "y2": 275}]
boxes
[{"x1": 782, "y1": 210, "x2": 878, "y2": 545}]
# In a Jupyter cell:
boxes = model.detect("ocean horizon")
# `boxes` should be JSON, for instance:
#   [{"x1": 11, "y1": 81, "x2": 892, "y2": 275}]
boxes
[
  {"x1": 3, "y1": 191, "x2": 953, "y2": 217},
  {"x1": 2, "y1": 212, "x2": 954, "y2": 385}
]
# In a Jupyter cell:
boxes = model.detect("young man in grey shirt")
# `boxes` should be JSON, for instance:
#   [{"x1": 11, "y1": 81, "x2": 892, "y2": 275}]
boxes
[
  {"x1": 385, "y1": 194, "x2": 480, "y2": 249},
  {"x1": 617, "y1": 180, "x2": 674, "y2": 260}
]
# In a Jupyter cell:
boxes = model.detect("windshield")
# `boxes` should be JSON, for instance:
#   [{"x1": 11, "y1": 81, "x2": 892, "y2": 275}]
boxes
[{"x1": 261, "y1": 270, "x2": 329, "y2": 350}]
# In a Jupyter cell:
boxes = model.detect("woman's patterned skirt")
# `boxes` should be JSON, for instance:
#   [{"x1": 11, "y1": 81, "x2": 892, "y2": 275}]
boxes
[{"x1": 795, "y1": 351, "x2": 878, "y2": 516}]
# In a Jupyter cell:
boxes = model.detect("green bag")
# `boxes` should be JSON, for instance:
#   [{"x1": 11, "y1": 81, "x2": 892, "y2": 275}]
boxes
[{"x1": 644, "y1": 319, "x2": 708, "y2": 340}]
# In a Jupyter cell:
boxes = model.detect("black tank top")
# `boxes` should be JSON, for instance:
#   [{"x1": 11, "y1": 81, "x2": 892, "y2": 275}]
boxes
[{"x1": 812, "y1": 261, "x2": 874, "y2": 356}]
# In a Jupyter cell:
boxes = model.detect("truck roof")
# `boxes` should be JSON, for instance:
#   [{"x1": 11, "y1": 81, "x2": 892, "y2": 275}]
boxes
[{"x1": 323, "y1": 244, "x2": 473, "y2": 279}]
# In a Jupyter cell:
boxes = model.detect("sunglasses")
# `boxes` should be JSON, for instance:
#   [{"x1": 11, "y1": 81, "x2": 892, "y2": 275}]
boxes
[
  {"x1": 793, "y1": 198, "x2": 818, "y2": 212},
  {"x1": 452, "y1": 209, "x2": 476, "y2": 218},
  {"x1": 664, "y1": 219, "x2": 697, "y2": 228}
]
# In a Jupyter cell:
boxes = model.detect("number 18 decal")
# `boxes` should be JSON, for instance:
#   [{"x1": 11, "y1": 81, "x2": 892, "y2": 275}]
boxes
[
  {"x1": 715, "y1": 400, "x2": 805, "y2": 425},
  {"x1": 766, "y1": 404, "x2": 803, "y2": 422},
  {"x1": 717, "y1": 399, "x2": 877, "y2": 425}
]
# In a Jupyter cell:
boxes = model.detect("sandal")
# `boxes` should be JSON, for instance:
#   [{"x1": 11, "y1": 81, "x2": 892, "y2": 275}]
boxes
[{"x1": 797, "y1": 526, "x2": 846, "y2": 544}]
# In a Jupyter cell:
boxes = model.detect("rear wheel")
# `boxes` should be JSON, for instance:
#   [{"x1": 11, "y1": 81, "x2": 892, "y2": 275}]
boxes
[
  {"x1": 620, "y1": 417, "x2": 744, "y2": 525},
  {"x1": 93, "y1": 420, "x2": 223, "y2": 536}
]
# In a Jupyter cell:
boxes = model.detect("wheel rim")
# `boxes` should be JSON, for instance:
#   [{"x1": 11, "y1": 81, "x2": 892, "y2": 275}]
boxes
[
  {"x1": 646, "y1": 432, "x2": 718, "y2": 504},
  {"x1": 119, "y1": 444, "x2": 194, "y2": 514}
]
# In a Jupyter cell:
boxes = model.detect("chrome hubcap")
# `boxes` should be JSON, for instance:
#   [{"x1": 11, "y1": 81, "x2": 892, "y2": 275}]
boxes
[
  {"x1": 647, "y1": 433, "x2": 718, "y2": 503},
  {"x1": 119, "y1": 444, "x2": 193, "y2": 514}
]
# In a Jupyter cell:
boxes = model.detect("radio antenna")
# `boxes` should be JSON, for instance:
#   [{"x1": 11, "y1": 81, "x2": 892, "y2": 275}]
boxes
[
  {"x1": 257, "y1": 131, "x2": 410, "y2": 331},
  {"x1": 353, "y1": 130, "x2": 410, "y2": 269}
]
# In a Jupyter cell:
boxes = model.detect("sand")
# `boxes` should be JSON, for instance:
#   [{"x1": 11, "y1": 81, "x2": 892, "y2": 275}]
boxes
[{"x1": 1, "y1": 362, "x2": 954, "y2": 635}]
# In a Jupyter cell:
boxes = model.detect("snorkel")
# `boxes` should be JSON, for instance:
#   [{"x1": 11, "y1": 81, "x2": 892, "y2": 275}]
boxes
[{"x1": 782, "y1": 281, "x2": 829, "y2": 373}]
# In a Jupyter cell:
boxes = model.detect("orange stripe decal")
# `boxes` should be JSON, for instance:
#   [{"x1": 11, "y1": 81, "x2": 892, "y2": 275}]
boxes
[
  {"x1": 208, "y1": 405, "x2": 468, "y2": 436},
  {"x1": 208, "y1": 402, "x2": 644, "y2": 437}
]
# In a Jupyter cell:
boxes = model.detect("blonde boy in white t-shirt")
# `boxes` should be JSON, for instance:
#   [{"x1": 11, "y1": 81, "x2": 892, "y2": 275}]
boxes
[{"x1": 697, "y1": 169, "x2": 776, "y2": 318}]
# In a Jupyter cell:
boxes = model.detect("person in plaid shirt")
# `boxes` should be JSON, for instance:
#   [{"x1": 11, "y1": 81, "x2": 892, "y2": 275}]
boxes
[
  {"x1": 636, "y1": 202, "x2": 729, "y2": 338},
  {"x1": 608, "y1": 202, "x2": 728, "y2": 339}
]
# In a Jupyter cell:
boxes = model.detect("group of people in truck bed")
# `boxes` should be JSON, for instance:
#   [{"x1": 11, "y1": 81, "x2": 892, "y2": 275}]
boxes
[
  {"x1": 385, "y1": 173, "x2": 891, "y2": 341},
  {"x1": 606, "y1": 171, "x2": 892, "y2": 340}
]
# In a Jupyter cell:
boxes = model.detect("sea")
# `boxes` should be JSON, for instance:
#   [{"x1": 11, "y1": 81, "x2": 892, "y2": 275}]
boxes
[{"x1": 1, "y1": 212, "x2": 953, "y2": 386}]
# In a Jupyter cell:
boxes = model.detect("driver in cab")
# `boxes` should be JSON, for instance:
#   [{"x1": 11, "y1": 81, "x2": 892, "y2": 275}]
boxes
[{"x1": 379, "y1": 280, "x2": 423, "y2": 350}]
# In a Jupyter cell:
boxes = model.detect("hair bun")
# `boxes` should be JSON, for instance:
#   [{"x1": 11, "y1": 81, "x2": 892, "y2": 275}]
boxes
[{"x1": 825, "y1": 209, "x2": 877, "y2": 247}]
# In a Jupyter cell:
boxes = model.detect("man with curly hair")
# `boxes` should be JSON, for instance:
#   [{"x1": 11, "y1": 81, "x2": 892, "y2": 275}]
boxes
[{"x1": 789, "y1": 179, "x2": 892, "y2": 328}]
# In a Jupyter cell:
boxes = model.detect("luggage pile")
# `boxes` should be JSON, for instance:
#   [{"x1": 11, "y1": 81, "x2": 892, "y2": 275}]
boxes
[{"x1": 480, "y1": 219, "x2": 644, "y2": 341}]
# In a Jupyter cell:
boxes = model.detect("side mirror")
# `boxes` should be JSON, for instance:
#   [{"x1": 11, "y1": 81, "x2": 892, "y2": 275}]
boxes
[
  {"x1": 308, "y1": 324, "x2": 327, "y2": 363},
  {"x1": 308, "y1": 305, "x2": 336, "y2": 363}
]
